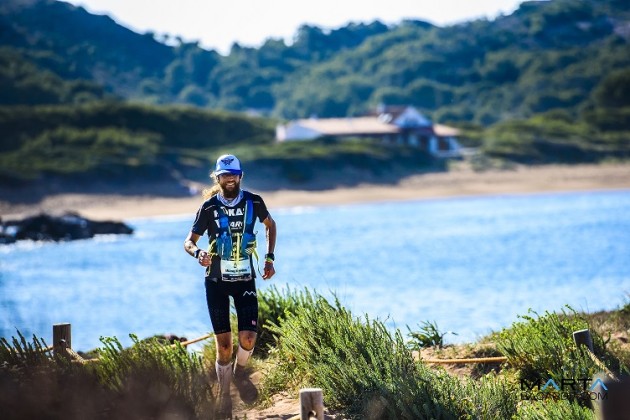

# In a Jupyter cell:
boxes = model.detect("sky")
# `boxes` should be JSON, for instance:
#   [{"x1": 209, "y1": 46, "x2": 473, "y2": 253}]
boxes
[{"x1": 65, "y1": 0, "x2": 527, "y2": 55}]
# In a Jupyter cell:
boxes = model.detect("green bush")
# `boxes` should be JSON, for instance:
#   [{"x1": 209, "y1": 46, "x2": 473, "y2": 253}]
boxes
[
  {"x1": 261, "y1": 292, "x2": 517, "y2": 419},
  {"x1": 0, "y1": 331, "x2": 215, "y2": 418},
  {"x1": 257, "y1": 285, "x2": 311, "y2": 353},
  {"x1": 0, "y1": 126, "x2": 163, "y2": 178},
  {"x1": 0, "y1": 332, "x2": 111, "y2": 419},
  {"x1": 481, "y1": 113, "x2": 630, "y2": 164},
  {"x1": 95, "y1": 334, "x2": 214, "y2": 418},
  {"x1": 0, "y1": 330, "x2": 51, "y2": 368},
  {"x1": 516, "y1": 399, "x2": 594, "y2": 420},
  {"x1": 497, "y1": 306, "x2": 624, "y2": 406}
]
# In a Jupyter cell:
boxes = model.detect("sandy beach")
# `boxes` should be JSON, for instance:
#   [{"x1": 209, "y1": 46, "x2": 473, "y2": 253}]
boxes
[{"x1": 2, "y1": 163, "x2": 629, "y2": 221}]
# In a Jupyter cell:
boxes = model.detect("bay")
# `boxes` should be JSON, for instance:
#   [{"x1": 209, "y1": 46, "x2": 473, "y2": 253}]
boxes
[{"x1": 1, "y1": 189, "x2": 629, "y2": 351}]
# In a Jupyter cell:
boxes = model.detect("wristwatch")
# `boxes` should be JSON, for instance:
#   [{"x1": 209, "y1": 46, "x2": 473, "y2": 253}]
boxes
[{"x1": 193, "y1": 249, "x2": 202, "y2": 259}]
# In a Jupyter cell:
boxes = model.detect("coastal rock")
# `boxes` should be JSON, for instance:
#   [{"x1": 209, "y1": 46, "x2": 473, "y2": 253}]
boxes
[{"x1": 0, "y1": 212, "x2": 133, "y2": 243}]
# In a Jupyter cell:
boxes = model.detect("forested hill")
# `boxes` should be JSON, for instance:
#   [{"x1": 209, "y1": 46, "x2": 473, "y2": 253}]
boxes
[
  {"x1": 1, "y1": 0, "x2": 629, "y2": 192},
  {"x1": 2, "y1": 0, "x2": 629, "y2": 125}
]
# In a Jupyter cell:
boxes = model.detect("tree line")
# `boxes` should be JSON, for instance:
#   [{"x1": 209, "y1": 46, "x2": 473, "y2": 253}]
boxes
[
  {"x1": 0, "y1": 0, "x2": 628, "y2": 186},
  {"x1": 1, "y1": 0, "x2": 628, "y2": 123}
]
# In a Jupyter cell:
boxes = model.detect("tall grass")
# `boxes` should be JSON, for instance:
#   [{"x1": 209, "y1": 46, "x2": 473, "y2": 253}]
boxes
[
  {"x1": 498, "y1": 307, "x2": 594, "y2": 377},
  {"x1": 256, "y1": 285, "x2": 312, "y2": 353},
  {"x1": 0, "y1": 330, "x2": 51, "y2": 367},
  {"x1": 94, "y1": 334, "x2": 214, "y2": 417},
  {"x1": 516, "y1": 400, "x2": 594, "y2": 420},
  {"x1": 0, "y1": 331, "x2": 215, "y2": 418},
  {"x1": 5, "y1": 295, "x2": 629, "y2": 419},
  {"x1": 1, "y1": 330, "x2": 104, "y2": 418},
  {"x1": 260, "y1": 290, "x2": 518, "y2": 419}
]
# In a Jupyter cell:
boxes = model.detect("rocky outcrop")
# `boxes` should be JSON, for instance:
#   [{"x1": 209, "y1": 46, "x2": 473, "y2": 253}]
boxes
[{"x1": 0, "y1": 212, "x2": 133, "y2": 243}]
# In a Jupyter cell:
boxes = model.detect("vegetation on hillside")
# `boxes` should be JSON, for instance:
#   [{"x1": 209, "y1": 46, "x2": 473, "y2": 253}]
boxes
[
  {"x1": 0, "y1": 102, "x2": 274, "y2": 183},
  {"x1": 0, "y1": 0, "x2": 629, "y2": 188},
  {"x1": 2, "y1": 287, "x2": 628, "y2": 419},
  {"x1": 0, "y1": 101, "x2": 441, "y2": 187},
  {"x1": 2, "y1": 0, "x2": 629, "y2": 123}
]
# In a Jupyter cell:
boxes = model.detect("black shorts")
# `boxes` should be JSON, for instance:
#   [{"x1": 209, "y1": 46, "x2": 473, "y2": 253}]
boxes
[{"x1": 205, "y1": 278, "x2": 258, "y2": 334}]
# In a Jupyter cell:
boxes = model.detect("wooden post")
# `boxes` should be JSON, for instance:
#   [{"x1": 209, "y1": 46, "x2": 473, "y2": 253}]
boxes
[
  {"x1": 53, "y1": 323, "x2": 71, "y2": 357},
  {"x1": 573, "y1": 329, "x2": 594, "y2": 352},
  {"x1": 592, "y1": 373, "x2": 630, "y2": 420},
  {"x1": 300, "y1": 388, "x2": 324, "y2": 420}
]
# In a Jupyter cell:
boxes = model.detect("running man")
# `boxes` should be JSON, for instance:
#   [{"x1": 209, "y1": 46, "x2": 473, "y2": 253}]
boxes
[{"x1": 184, "y1": 154, "x2": 276, "y2": 418}]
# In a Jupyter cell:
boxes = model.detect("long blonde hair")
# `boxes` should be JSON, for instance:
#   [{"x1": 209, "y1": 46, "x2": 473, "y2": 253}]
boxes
[{"x1": 202, "y1": 173, "x2": 221, "y2": 200}]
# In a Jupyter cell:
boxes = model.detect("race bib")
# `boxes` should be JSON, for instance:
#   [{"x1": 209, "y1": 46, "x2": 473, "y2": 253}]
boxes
[{"x1": 220, "y1": 257, "x2": 252, "y2": 282}]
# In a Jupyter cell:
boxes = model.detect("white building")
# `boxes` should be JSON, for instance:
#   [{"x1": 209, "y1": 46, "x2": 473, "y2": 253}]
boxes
[{"x1": 276, "y1": 105, "x2": 461, "y2": 158}]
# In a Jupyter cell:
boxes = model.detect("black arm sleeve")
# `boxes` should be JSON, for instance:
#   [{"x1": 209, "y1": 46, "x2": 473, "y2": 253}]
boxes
[
  {"x1": 191, "y1": 202, "x2": 211, "y2": 235},
  {"x1": 253, "y1": 194, "x2": 270, "y2": 223}
]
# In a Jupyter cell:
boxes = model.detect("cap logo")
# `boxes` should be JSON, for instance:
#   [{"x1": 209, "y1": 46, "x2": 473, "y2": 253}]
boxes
[{"x1": 221, "y1": 157, "x2": 235, "y2": 165}]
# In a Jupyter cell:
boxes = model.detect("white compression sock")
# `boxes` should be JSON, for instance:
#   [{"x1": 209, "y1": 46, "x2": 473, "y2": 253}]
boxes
[
  {"x1": 235, "y1": 345, "x2": 254, "y2": 367},
  {"x1": 215, "y1": 361, "x2": 233, "y2": 394}
]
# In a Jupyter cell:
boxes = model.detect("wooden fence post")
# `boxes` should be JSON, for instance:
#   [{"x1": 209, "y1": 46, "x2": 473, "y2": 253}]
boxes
[
  {"x1": 53, "y1": 323, "x2": 71, "y2": 357},
  {"x1": 573, "y1": 329, "x2": 594, "y2": 352},
  {"x1": 592, "y1": 373, "x2": 630, "y2": 420},
  {"x1": 573, "y1": 329, "x2": 630, "y2": 419},
  {"x1": 300, "y1": 388, "x2": 324, "y2": 420}
]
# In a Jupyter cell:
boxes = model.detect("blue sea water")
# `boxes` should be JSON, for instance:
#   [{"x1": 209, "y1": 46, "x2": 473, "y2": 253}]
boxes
[{"x1": 1, "y1": 189, "x2": 629, "y2": 351}]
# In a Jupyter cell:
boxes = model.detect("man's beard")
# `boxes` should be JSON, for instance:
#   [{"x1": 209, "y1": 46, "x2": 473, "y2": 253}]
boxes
[{"x1": 220, "y1": 181, "x2": 240, "y2": 199}]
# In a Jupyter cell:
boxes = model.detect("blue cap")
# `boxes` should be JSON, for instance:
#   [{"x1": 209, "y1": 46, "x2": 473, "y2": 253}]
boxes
[{"x1": 214, "y1": 154, "x2": 242, "y2": 175}]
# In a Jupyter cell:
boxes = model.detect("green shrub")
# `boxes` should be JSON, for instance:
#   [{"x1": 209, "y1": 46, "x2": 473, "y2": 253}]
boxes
[
  {"x1": 95, "y1": 334, "x2": 214, "y2": 417},
  {"x1": 0, "y1": 331, "x2": 215, "y2": 418},
  {"x1": 261, "y1": 292, "x2": 517, "y2": 419},
  {"x1": 0, "y1": 330, "x2": 51, "y2": 368},
  {"x1": 457, "y1": 372, "x2": 519, "y2": 419},
  {"x1": 0, "y1": 126, "x2": 163, "y2": 177},
  {"x1": 0, "y1": 333, "x2": 111, "y2": 419},
  {"x1": 516, "y1": 399, "x2": 594, "y2": 420},
  {"x1": 497, "y1": 306, "x2": 624, "y2": 406},
  {"x1": 497, "y1": 307, "x2": 593, "y2": 377},
  {"x1": 257, "y1": 285, "x2": 312, "y2": 353}
]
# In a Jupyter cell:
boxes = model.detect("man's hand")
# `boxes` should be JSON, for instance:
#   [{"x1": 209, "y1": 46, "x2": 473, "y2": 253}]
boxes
[
  {"x1": 197, "y1": 250, "x2": 211, "y2": 267},
  {"x1": 262, "y1": 261, "x2": 275, "y2": 280}
]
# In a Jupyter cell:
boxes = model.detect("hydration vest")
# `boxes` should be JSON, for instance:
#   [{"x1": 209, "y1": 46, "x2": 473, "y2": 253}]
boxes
[{"x1": 210, "y1": 199, "x2": 256, "y2": 260}]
